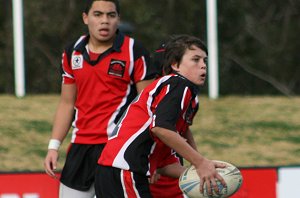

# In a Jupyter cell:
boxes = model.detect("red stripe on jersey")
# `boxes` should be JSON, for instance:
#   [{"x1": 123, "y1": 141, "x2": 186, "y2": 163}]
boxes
[
  {"x1": 122, "y1": 170, "x2": 139, "y2": 198},
  {"x1": 132, "y1": 56, "x2": 147, "y2": 82}
]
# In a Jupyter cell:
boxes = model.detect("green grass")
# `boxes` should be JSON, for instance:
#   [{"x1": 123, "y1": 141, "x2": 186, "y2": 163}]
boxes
[
  {"x1": 0, "y1": 94, "x2": 300, "y2": 172},
  {"x1": 0, "y1": 94, "x2": 71, "y2": 172},
  {"x1": 193, "y1": 96, "x2": 300, "y2": 167}
]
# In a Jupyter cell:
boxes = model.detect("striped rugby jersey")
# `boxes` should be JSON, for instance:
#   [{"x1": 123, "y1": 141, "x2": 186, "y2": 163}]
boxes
[
  {"x1": 61, "y1": 31, "x2": 156, "y2": 144},
  {"x1": 98, "y1": 73, "x2": 199, "y2": 176}
]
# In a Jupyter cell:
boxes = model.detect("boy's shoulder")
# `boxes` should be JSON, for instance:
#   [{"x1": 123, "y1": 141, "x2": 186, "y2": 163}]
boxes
[
  {"x1": 64, "y1": 35, "x2": 87, "y2": 52},
  {"x1": 155, "y1": 74, "x2": 192, "y2": 91},
  {"x1": 165, "y1": 74, "x2": 199, "y2": 95},
  {"x1": 167, "y1": 74, "x2": 193, "y2": 85},
  {"x1": 62, "y1": 35, "x2": 88, "y2": 62}
]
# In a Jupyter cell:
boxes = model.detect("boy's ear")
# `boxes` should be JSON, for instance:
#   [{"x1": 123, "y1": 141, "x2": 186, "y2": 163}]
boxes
[
  {"x1": 82, "y1": 13, "x2": 88, "y2": 25},
  {"x1": 171, "y1": 63, "x2": 180, "y2": 72}
]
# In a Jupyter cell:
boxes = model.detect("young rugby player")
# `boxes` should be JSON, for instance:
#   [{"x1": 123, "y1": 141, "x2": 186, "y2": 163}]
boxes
[
  {"x1": 95, "y1": 35, "x2": 226, "y2": 197},
  {"x1": 44, "y1": 1, "x2": 156, "y2": 197}
]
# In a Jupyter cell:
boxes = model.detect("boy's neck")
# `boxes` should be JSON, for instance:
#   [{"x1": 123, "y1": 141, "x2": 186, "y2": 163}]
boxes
[{"x1": 88, "y1": 36, "x2": 115, "y2": 54}]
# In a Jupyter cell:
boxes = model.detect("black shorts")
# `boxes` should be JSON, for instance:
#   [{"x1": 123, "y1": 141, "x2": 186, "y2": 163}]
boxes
[
  {"x1": 95, "y1": 165, "x2": 152, "y2": 198},
  {"x1": 60, "y1": 143, "x2": 105, "y2": 191}
]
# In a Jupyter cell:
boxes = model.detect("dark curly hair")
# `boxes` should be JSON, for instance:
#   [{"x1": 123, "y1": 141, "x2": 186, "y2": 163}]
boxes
[{"x1": 163, "y1": 35, "x2": 207, "y2": 75}]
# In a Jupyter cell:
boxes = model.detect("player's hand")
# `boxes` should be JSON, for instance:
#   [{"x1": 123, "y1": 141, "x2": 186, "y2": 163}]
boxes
[
  {"x1": 149, "y1": 170, "x2": 161, "y2": 184},
  {"x1": 44, "y1": 149, "x2": 59, "y2": 179},
  {"x1": 213, "y1": 160, "x2": 227, "y2": 188},
  {"x1": 195, "y1": 158, "x2": 227, "y2": 196}
]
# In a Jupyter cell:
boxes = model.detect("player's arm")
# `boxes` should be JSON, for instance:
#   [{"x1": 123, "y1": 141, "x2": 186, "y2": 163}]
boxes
[
  {"x1": 149, "y1": 162, "x2": 186, "y2": 184},
  {"x1": 151, "y1": 126, "x2": 226, "y2": 195},
  {"x1": 44, "y1": 83, "x2": 76, "y2": 178},
  {"x1": 156, "y1": 162, "x2": 186, "y2": 178},
  {"x1": 183, "y1": 128, "x2": 198, "y2": 151},
  {"x1": 51, "y1": 83, "x2": 76, "y2": 141}
]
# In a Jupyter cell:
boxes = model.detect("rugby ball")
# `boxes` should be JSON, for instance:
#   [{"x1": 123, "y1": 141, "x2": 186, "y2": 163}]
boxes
[{"x1": 179, "y1": 160, "x2": 243, "y2": 198}]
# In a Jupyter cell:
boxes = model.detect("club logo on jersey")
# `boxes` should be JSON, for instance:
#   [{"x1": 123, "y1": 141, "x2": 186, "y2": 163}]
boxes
[
  {"x1": 72, "y1": 55, "x2": 83, "y2": 70},
  {"x1": 108, "y1": 59, "x2": 126, "y2": 77}
]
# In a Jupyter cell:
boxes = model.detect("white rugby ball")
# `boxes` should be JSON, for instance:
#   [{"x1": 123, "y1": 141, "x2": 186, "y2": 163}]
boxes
[{"x1": 179, "y1": 160, "x2": 243, "y2": 198}]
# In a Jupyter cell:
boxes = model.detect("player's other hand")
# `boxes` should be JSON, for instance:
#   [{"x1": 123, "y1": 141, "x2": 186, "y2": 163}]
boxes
[{"x1": 44, "y1": 149, "x2": 59, "y2": 179}]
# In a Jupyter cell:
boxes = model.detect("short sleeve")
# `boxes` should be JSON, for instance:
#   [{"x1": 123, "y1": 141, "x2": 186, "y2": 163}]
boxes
[
  {"x1": 61, "y1": 50, "x2": 75, "y2": 84},
  {"x1": 150, "y1": 79, "x2": 191, "y2": 131},
  {"x1": 131, "y1": 41, "x2": 158, "y2": 83}
]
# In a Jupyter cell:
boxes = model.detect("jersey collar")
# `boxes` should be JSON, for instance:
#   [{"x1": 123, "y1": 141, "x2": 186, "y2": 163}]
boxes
[
  {"x1": 74, "y1": 29, "x2": 124, "y2": 53},
  {"x1": 173, "y1": 72, "x2": 200, "y2": 95},
  {"x1": 74, "y1": 30, "x2": 125, "y2": 65}
]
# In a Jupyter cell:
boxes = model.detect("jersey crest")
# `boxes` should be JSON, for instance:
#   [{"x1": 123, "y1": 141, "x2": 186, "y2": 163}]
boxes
[{"x1": 108, "y1": 59, "x2": 126, "y2": 77}]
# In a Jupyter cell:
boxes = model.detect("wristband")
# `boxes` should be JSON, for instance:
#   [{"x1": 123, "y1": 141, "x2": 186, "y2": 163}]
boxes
[{"x1": 48, "y1": 139, "x2": 61, "y2": 150}]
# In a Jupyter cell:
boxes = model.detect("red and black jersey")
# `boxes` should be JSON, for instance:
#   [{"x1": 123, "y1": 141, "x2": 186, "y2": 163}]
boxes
[
  {"x1": 60, "y1": 31, "x2": 156, "y2": 144},
  {"x1": 98, "y1": 73, "x2": 199, "y2": 176}
]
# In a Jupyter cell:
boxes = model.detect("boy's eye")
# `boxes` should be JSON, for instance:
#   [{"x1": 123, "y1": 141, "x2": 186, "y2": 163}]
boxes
[
  {"x1": 108, "y1": 13, "x2": 117, "y2": 18},
  {"x1": 93, "y1": 11, "x2": 102, "y2": 17},
  {"x1": 204, "y1": 57, "x2": 208, "y2": 64}
]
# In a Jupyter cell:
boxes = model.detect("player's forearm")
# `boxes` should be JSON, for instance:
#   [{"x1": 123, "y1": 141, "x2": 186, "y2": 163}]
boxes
[
  {"x1": 184, "y1": 128, "x2": 198, "y2": 151},
  {"x1": 151, "y1": 127, "x2": 206, "y2": 167},
  {"x1": 50, "y1": 84, "x2": 76, "y2": 142},
  {"x1": 157, "y1": 163, "x2": 186, "y2": 178},
  {"x1": 51, "y1": 102, "x2": 74, "y2": 142}
]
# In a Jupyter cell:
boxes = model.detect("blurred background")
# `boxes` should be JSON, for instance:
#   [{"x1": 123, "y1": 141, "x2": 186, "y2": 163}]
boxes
[{"x1": 1, "y1": 0, "x2": 299, "y2": 96}]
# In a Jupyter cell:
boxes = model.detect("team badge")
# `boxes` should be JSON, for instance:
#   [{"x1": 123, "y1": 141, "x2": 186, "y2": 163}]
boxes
[
  {"x1": 108, "y1": 59, "x2": 126, "y2": 77},
  {"x1": 71, "y1": 55, "x2": 83, "y2": 70}
]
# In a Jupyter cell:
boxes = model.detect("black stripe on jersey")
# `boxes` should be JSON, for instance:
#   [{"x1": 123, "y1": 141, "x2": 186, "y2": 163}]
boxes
[
  {"x1": 132, "y1": 40, "x2": 149, "y2": 62},
  {"x1": 123, "y1": 128, "x2": 154, "y2": 175},
  {"x1": 133, "y1": 40, "x2": 158, "y2": 79},
  {"x1": 153, "y1": 77, "x2": 190, "y2": 131}
]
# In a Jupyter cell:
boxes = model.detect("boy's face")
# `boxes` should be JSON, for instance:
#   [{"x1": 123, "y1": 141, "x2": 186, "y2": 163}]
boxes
[
  {"x1": 83, "y1": 1, "x2": 120, "y2": 43},
  {"x1": 173, "y1": 45, "x2": 207, "y2": 86}
]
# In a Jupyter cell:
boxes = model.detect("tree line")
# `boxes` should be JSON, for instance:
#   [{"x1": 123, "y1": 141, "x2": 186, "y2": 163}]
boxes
[{"x1": 0, "y1": 0, "x2": 299, "y2": 96}]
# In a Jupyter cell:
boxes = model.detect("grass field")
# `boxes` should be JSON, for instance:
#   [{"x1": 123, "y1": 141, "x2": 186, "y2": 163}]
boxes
[{"x1": 0, "y1": 94, "x2": 300, "y2": 172}]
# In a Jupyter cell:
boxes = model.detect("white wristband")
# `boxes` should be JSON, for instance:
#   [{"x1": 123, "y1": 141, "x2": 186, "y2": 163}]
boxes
[{"x1": 48, "y1": 139, "x2": 61, "y2": 150}]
